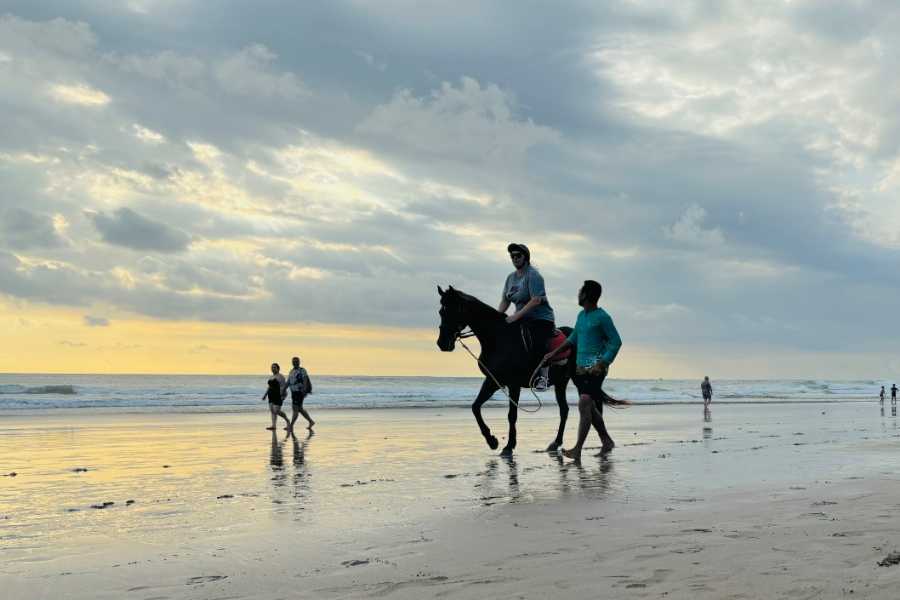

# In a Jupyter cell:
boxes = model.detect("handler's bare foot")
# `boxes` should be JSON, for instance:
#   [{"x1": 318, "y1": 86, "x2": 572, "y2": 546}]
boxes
[{"x1": 561, "y1": 448, "x2": 581, "y2": 461}]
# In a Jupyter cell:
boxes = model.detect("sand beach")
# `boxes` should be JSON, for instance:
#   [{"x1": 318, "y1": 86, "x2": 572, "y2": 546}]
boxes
[{"x1": 3, "y1": 401, "x2": 900, "y2": 599}]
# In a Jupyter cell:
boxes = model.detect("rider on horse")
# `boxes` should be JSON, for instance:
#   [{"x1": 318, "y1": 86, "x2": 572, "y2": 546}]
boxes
[{"x1": 498, "y1": 243, "x2": 555, "y2": 391}]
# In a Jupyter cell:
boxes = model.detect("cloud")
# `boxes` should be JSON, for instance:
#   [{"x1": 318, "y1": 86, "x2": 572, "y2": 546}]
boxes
[
  {"x1": 88, "y1": 207, "x2": 191, "y2": 253},
  {"x1": 132, "y1": 123, "x2": 165, "y2": 144},
  {"x1": 0, "y1": 208, "x2": 66, "y2": 250},
  {"x1": 49, "y1": 82, "x2": 110, "y2": 106},
  {"x1": 213, "y1": 45, "x2": 305, "y2": 99},
  {"x1": 664, "y1": 204, "x2": 724, "y2": 246},
  {"x1": 358, "y1": 77, "x2": 560, "y2": 167},
  {"x1": 83, "y1": 315, "x2": 110, "y2": 327}
]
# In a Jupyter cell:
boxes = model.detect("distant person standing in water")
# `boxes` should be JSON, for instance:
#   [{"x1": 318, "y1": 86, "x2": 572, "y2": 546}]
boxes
[
  {"x1": 892, "y1": 384, "x2": 898, "y2": 404},
  {"x1": 880, "y1": 386, "x2": 886, "y2": 403},
  {"x1": 262, "y1": 363, "x2": 290, "y2": 431},
  {"x1": 701, "y1": 376, "x2": 713, "y2": 406},
  {"x1": 287, "y1": 356, "x2": 315, "y2": 431}
]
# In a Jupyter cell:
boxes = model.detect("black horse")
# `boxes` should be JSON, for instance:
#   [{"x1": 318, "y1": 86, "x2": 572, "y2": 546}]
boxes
[{"x1": 437, "y1": 285, "x2": 620, "y2": 456}]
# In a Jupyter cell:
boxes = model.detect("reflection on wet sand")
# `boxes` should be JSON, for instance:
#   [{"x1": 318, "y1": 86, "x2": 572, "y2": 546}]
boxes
[
  {"x1": 270, "y1": 430, "x2": 285, "y2": 481},
  {"x1": 290, "y1": 431, "x2": 313, "y2": 506},
  {"x1": 474, "y1": 452, "x2": 615, "y2": 505},
  {"x1": 703, "y1": 407, "x2": 713, "y2": 442},
  {"x1": 503, "y1": 457, "x2": 520, "y2": 500},
  {"x1": 550, "y1": 452, "x2": 614, "y2": 500},
  {"x1": 269, "y1": 430, "x2": 313, "y2": 514}
]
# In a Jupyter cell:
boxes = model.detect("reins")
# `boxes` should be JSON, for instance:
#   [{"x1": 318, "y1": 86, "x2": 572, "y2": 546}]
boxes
[{"x1": 455, "y1": 328, "x2": 543, "y2": 414}]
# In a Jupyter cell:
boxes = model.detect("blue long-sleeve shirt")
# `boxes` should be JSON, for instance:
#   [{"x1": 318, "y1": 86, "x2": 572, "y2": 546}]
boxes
[{"x1": 566, "y1": 307, "x2": 622, "y2": 368}]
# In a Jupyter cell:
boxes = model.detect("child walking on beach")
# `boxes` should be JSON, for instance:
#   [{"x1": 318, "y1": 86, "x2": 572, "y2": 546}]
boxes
[{"x1": 263, "y1": 363, "x2": 291, "y2": 431}]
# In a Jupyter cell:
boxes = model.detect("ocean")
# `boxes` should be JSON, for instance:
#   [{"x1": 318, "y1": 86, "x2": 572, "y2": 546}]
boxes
[{"x1": 0, "y1": 373, "x2": 887, "y2": 412}]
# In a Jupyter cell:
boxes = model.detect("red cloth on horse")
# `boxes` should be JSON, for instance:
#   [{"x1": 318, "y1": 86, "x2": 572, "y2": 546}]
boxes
[{"x1": 548, "y1": 330, "x2": 571, "y2": 362}]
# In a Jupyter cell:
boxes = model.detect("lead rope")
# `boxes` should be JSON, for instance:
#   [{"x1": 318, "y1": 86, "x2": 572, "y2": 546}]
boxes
[{"x1": 456, "y1": 330, "x2": 543, "y2": 414}]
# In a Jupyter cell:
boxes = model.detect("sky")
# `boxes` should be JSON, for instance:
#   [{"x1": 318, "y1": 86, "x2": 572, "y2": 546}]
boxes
[{"x1": 1, "y1": 1, "x2": 900, "y2": 378}]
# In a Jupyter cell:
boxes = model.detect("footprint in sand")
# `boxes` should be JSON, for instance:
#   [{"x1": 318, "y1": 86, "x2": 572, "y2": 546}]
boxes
[
  {"x1": 186, "y1": 575, "x2": 227, "y2": 585},
  {"x1": 342, "y1": 559, "x2": 370, "y2": 567}
]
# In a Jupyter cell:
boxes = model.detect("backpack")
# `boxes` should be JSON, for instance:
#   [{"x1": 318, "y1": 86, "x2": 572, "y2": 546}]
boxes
[{"x1": 301, "y1": 369, "x2": 312, "y2": 394}]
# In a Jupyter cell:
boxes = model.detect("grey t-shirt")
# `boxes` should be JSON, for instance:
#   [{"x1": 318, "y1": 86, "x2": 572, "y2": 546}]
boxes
[{"x1": 502, "y1": 265, "x2": 555, "y2": 323}]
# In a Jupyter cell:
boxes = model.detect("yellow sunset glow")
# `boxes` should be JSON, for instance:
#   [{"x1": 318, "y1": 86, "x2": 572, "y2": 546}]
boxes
[
  {"x1": 0, "y1": 302, "x2": 479, "y2": 375},
  {"x1": 0, "y1": 301, "x2": 699, "y2": 378}
]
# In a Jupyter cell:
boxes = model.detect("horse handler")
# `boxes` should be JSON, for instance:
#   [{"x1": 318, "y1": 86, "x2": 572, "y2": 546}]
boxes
[{"x1": 542, "y1": 280, "x2": 622, "y2": 461}]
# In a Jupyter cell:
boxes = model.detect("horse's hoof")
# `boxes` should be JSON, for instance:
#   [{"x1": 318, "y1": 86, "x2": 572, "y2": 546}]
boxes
[
  {"x1": 545, "y1": 442, "x2": 561, "y2": 452},
  {"x1": 500, "y1": 446, "x2": 514, "y2": 457},
  {"x1": 599, "y1": 444, "x2": 615, "y2": 455},
  {"x1": 487, "y1": 435, "x2": 499, "y2": 450}
]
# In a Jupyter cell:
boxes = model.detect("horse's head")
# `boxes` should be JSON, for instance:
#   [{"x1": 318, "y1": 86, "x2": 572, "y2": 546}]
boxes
[{"x1": 436, "y1": 285, "x2": 467, "y2": 351}]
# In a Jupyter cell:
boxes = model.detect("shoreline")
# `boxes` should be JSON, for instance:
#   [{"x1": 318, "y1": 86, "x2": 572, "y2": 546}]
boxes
[{"x1": 0, "y1": 397, "x2": 886, "y2": 418}]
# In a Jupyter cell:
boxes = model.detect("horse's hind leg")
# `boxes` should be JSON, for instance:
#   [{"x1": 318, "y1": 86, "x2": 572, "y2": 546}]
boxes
[
  {"x1": 500, "y1": 386, "x2": 520, "y2": 457},
  {"x1": 546, "y1": 378, "x2": 569, "y2": 452},
  {"x1": 472, "y1": 378, "x2": 499, "y2": 450}
]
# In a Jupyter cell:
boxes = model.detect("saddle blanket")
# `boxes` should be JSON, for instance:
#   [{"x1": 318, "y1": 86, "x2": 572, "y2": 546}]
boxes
[{"x1": 548, "y1": 329, "x2": 572, "y2": 363}]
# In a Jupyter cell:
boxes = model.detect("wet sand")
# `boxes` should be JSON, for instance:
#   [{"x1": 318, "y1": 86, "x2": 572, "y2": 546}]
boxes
[{"x1": 3, "y1": 403, "x2": 900, "y2": 598}]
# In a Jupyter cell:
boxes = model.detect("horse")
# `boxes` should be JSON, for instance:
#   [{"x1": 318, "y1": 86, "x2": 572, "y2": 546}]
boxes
[{"x1": 436, "y1": 285, "x2": 621, "y2": 456}]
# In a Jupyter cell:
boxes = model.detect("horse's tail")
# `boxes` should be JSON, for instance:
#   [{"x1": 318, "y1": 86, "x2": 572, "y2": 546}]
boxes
[{"x1": 597, "y1": 388, "x2": 630, "y2": 409}]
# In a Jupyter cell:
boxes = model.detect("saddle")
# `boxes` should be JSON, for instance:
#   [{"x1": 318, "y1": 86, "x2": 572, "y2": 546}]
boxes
[
  {"x1": 547, "y1": 330, "x2": 572, "y2": 365},
  {"x1": 520, "y1": 326, "x2": 571, "y2": 364}
]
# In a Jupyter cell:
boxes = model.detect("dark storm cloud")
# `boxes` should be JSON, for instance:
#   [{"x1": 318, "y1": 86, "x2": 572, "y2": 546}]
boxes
[
  {"x1": 0, "y1": 208, "x2": 65, "y2": 250},
  {"x1": 88, "y1": 207, "x2": 191, "y2": 253}
]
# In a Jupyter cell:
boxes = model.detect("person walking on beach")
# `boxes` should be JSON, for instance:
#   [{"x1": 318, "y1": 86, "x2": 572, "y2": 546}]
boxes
[
  {"x1": 262, "y1": 363, "x2": 290, "y2": 431},
  {"x1": 880, "y1": 386, "x2": 886, "y2": 403},
  {"x1": 287, "y1": 356, "x2": 315, "y2": 431},
  {"x1": 542, "y1": 280, "x2": 622, "y2": 461},
  {"x1": 892, "y1": 384, "x2": 898, "y2": 404},
  {"x1": 701, "y1": 376, "x2": 713, "y2": 406},
  {"x1": 498, "y1": 243, "x2": 556, "y2": 391}
]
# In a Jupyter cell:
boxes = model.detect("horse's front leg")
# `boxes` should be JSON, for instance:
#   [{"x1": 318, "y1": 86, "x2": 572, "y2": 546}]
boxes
[
  {"x1": 472, "y1": 378, "x2": 499, "y2": 450},
  {"x1": 546, "y1": 376, "x2": 569, "y2": 452},
  {"x1": 500, "y1": 386, "x2": 520, "y2": 457}
]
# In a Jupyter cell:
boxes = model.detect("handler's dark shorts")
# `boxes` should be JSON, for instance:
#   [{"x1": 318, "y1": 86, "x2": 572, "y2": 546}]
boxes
[
  {"x1": 573, "y1": 371, "x2": 607, "y2": 406},
  {"x1": 291, "y1": 390, "x2": 306, "y2": 408}
]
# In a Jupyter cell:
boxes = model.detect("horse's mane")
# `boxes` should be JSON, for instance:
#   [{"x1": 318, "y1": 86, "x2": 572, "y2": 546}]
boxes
[{"x1": 448, "y1": 288, "x2": 505, "y2": 322}]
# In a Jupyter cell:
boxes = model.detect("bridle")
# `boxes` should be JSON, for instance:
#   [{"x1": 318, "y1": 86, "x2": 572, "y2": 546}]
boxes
[{"x1": 443, "y1": 306, "x2": 543, "y2": 413}]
